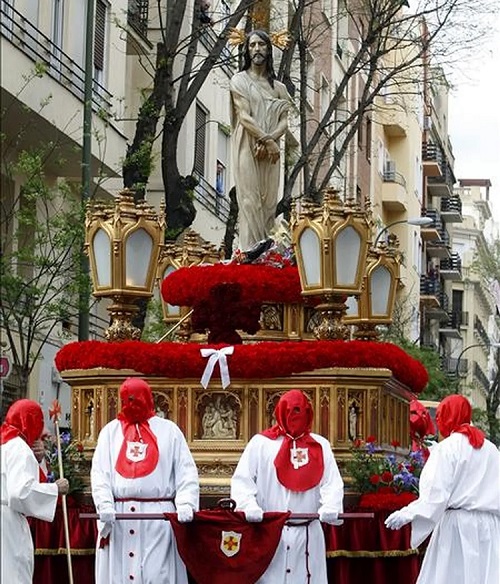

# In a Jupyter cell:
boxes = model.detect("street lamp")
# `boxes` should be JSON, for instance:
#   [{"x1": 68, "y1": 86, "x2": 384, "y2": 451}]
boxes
[
  {"x1": 454, "y1": 342, "x2": 500, "y2": 378},
  {"x1": 372, "y1": 216, "x2": 433, "y2": 247},
  {"x1": 291, "y1": 189, "x2": 371, "y2": 340}
]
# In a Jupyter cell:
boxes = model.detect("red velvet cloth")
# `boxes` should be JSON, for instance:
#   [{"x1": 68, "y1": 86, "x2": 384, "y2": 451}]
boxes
[
  {"x1": 324, "y1": 511, "x2": 420, "y2": 584},
  {"x1": 29, "y1": 499, "x2": 97, "y2": 584},
  {"x1": 168, "y1": 509, "x2": 290, "y2": 584},
  {"x1": 29, "y1": 503, "x2": 420, "y2": 584}
]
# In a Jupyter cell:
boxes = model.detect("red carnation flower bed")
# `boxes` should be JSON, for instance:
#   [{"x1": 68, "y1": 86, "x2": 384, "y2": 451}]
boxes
[
  {"x1": 357, "y1": 491, "x2": 418, "y2": 511},
  {"x1": 161, "y1": 264, "x2": 303, "y2": 306},
  {"x1": 55, "y1": 339, "x2": 429, "y2": 394}
]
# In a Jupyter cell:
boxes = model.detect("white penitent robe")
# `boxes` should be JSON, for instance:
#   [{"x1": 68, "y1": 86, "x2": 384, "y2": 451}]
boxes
[
  {"x1": 230, "y1": 433, "x2": 344, "y2": 584},
  {"x1": 401, "y1": 433, "x2": 500, "y2": 584},
  {"x1": 1, "y1": 437, "x2": 59, "y2": 584},
  {"x1": 91, "y1": 416, "x2": 199, "y2": 584}
]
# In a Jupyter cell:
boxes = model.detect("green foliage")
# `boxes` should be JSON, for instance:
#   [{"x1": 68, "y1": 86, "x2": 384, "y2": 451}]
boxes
[
  {"x1": 141, "y1": 298, "x2": 170, "y2": 342},
  {"x1": 1, "y1": 146, "x2": 88, "y2": 384},
  {"x1": 44, "y1": 431, "x2": 85, "y2": 494}
]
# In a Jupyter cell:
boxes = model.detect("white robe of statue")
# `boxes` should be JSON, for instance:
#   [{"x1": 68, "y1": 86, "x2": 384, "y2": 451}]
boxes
[{"x1": 230, "y1": 71, "x2": 290, "y2": 250}]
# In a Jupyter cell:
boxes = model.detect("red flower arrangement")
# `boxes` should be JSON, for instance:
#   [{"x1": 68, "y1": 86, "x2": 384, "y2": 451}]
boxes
[
  {"x1": 161, "y1": 264, "x2": 304, "y2": 306},
  {"x1": 55, "y1": 339, "x2": 429, "y2": 393}
]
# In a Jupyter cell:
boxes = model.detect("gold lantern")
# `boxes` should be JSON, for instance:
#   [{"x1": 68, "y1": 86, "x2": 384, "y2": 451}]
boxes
[
  {"x1": 85, "y1": 190, "x2": 165, "y2": 341},
  {"x1": 344, "y1": 238, "x2": 401, "y2": 340},
  {"x1": 291, "y1": 189, "x2": 371, "y2": 340}
]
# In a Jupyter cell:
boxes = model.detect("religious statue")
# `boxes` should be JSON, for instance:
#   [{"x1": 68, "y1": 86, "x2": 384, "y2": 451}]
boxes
[{"x1": 230, "y1": 30, "x2": 291, "y2": 250}]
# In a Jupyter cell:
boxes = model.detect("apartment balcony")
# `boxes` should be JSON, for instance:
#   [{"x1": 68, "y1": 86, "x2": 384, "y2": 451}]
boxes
[
  {"x1": 439, "y1": 252, "x2": 462, "y2": 281},
  {"x1": 439, "y1": 311, "x2": 463, "y2": 339},
  {"x1": 474, "y1": 362, "x2": 490, "y2": 393},
  {"x1": 428, "y1": 162, "x2": 456, "y2": 197},
  {"x1": 422, "y1": 283, "x2": 449, "y2": 320},
  {"x1": 381, "y1": 167, "x2": 408, "y2": 211},
  {"x1": 194, "y1": 174, "x2": 231, "y2": 222},
  {"x1": 474, "y1": 315, "x2": 490, "y2": 347},
  {"x1": 426, "y1": 225, "x2": 451, "y2": 259},
  {"x1": 420, "y1": 208, "x2": 442, "y2": 241},
  {"x1": 420, "y1": 274, "x2": 442, "y2": 309},
  {"x1": 440, "y1": 195, "x2": 462, "y2": 222},
  {"x1": 127, "y1": 0, "x2": 153, "y2": 53},
  {"x1": 422, "y1": 142, "x2": 443, "y2": 177},
  {"x1": 1, "y1": 2, "x2": 111, "y2": 112},
  {"x1": 442, "y1": 356, "x2": 468, "y2": 377},
  {"x1": 380, "y1": 99, "x2": 408, "y2": 137},
  {"x1": 199, "y1": 26, "x2": 234, "y2": 78}
]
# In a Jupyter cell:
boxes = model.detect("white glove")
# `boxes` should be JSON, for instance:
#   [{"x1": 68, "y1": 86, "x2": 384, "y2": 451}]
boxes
[
  {"x1": 318, "y1": 507, "x2": 342, "y2": 525},
  {"x1": 177, "y1": 505, "x2": 194, "y2": 523},
  {"x1": 98, "y1": 506, "x2": 116, "y2": 539},
  {"x1": 385, "y1": 509, "x2": 412, "y2": 530},
  {"x1": 99, "y1": 509, "x2": 116, "y2": 524},
  {"x1": 244, "y1": 506, "x2": 264, "y2": 522}
]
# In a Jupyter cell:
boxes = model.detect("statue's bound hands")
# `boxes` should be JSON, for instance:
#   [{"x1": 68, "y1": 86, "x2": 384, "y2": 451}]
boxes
[
  {"x1": 254, "y1": 136, "x2": 280, "y2": 163},
  {"x1": 265, "y1": 140, "x2": 280, "y2": 164}
]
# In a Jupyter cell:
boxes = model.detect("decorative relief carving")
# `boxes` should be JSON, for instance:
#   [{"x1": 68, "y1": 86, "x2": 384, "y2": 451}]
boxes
[
  {"x1": 153, "y1": 391, "x2": 172, "y2": 419},
  {"x1": 198, "y1": 462, "x2": 237, "y2": 476},
  {"x1": 197, "y1": 393, "x2": 241, "y2": 440},
  {"x1": 260, "y1": 303, "x2": 283, "y2": 331}
]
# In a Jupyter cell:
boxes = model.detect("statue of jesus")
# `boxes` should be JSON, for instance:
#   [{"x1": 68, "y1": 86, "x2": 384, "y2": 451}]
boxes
[{"x1": 230, "y1": 30, "x2": 291, "y2": 250}]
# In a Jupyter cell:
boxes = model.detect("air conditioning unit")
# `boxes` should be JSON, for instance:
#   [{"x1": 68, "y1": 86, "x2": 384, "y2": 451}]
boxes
[{"x1": 423, "y1": 116, "x2": 432, "y2": 131}]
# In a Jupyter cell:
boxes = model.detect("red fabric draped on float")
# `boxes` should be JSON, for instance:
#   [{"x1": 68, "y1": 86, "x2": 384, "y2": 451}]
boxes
[
  {"x1": 324, "y1": 511, "x2": 420, "y2": 584},
  {"x1": 29, "y1": 500, "x2": 97, "y2": 584},
  {"x1": 29, "y1": 505, "x2": 420, "y2": 584}
]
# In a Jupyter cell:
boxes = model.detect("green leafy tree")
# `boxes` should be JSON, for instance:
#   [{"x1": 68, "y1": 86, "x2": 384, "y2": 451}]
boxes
[{"x1": 1, "y1": 67, "x2": 89, "y2": 410}]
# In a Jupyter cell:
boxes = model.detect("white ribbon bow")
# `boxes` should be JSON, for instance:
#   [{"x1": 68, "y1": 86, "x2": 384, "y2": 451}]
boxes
[{"x1": 200, "y1": 347, "x2": 234, "y2": 389}]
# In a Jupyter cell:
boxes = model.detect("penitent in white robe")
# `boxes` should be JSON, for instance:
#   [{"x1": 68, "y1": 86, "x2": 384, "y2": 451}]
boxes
[
  {"x1": 1, "y1": 437, "x2": 59, "y2": 584},
  {"x1": 91, "y1": 416, "x2": 199, "y2": 584},
  {"x1": 401, "y1": 433, "x2": 500, "y2": 584},
  {"x1": 230, "y1": 433, "x2": 344, "y2": 584}
]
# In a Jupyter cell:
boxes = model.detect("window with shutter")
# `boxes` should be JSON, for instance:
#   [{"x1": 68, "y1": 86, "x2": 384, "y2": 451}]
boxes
[
  {"x1": 194, "y1": 103, "x2": 207, "y2": 177},
  {"x1": 94, "y1": 0, "x2": 106, "y2": 73}
]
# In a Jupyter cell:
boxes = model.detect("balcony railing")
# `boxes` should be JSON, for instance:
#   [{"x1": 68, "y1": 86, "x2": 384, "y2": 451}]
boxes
[
  {"x1": 422, "y1": 142, "x2": 443, "y2": 166},
  {"x1": 442, "y1": 356, "x2": 468, "y2": 377},
  {"x1": 1, "y1": 1, "x2": 112, "y2": 112},
  {"x1": 440, "y1": 252, "x2": 462, "y2": 275},
  {"x1": 422, "y1": 207, "x2": 442, "y2": 231},
  {"x1": 420, "y1": 274, "x2": 441, "y2": 296},
  {"x1": 193, "y1": 174, "x2": 231, "y2": 222},
  {"x1": 199, "y1": 26, "x2": 234, "y2": 78},
  {"x1": 474, "y1": 362, "x2": 490, "y2": 393},
  {"x1": 128, "y1": 0, "x2": 149, "y2": 40},
  {"x1": 440, "y1": 195, "x2": 462, "y2": 217},
  {"x1": 474, "y1": 315, "x2": 490, "y2": 346},
  {"x1": 439, "y1": 311, "x2": 462, "y2": 338},
  {"x1": 428, "y1": 162, "x2": 456, "y2": 195}
]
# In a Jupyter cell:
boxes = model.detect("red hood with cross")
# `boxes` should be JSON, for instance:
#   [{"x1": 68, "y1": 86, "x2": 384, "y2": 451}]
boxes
[
  {"x1": 115, "y1": 378, "x2": 160, "y2": 478},
  {"x1": 261, "y1": 390, "x2": 324, "y2": 491}
]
